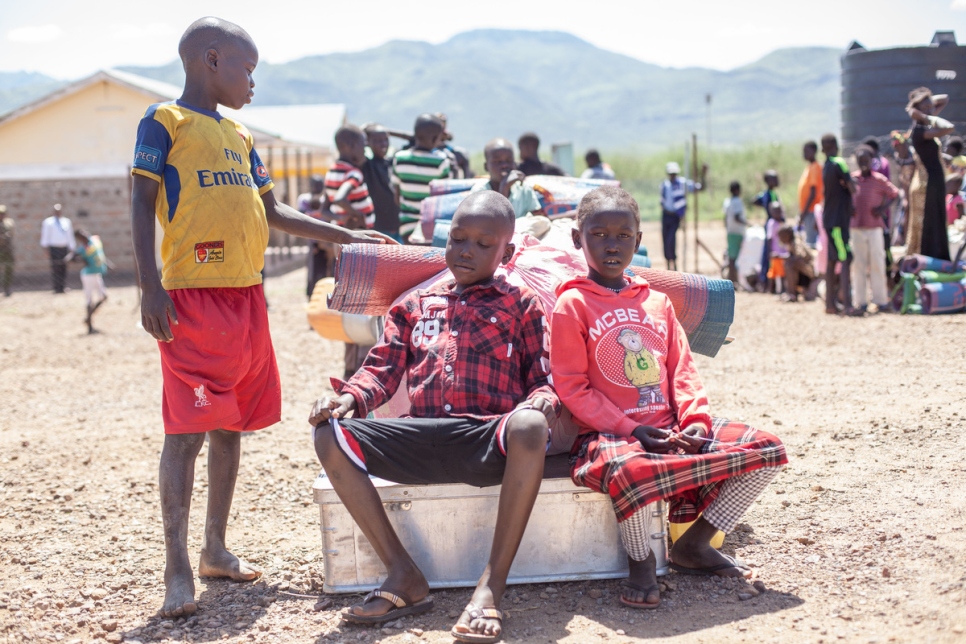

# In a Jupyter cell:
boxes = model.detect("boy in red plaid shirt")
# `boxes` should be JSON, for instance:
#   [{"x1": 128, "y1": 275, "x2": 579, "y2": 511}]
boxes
[
  {"x1": 310, "y1": 191, "x2": 558, "y2": 643},
  {"x1": 551, "y1": 186, "x2": 787, "y2": 610}
]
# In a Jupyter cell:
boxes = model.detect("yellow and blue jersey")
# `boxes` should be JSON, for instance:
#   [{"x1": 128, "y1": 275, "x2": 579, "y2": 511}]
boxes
[{"x1": 131, "y1": 100, "x2": 275, "y2": 290}]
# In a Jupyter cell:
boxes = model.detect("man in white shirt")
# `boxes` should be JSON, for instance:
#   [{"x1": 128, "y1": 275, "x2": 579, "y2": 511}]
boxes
[{"x1": 39, "y1": 203, "x2": 74, "y2": 293}]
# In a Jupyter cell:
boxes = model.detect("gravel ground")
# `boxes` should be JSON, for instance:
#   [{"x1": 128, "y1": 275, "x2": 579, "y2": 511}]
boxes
[{"x1": 1, "y1": 222, "x2": 964, "y2": 644}]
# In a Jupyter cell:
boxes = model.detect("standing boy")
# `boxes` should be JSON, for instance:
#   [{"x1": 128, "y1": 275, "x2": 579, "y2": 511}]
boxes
[
  {"x1": 851, "y1": 146, "x2": 899, "y2": 313},
  {"x1": 752, "y1": 170, "x2": 782, "y2": 287},
  {"x1": 325, "y1": 124, "x2": 377, "y2": 378},
  {"x1": 797, "y1": 141, "x2": 823, "y2": 247},
  {"x1": 362, "y1": 124, "x2": 401, "y2": 241},
  {"x1": 297, "y1": 175, "x2": 328, "y2": 299},
  {"x1": 517, "y1": 132, "x2": 565, "y2": 177},
  {"x1": 581, "y1": 149, "x2": 616, "y2": 180},
  {"x1": 64, "y1": 229, "x2": 113, "y2": 334},
  {"x1": 310, "y1": 191, "x2": 557, "y2": 643},
  {"x1": 820, "y1": 133, "x2": 857, "y2": 315},
  {"x1": 392, "y1": 114, "x2": 450, "y2": 241},
  {"x1": 723, "y1": 181, "x2": 746, "y2": 285},
  {"x1": 325, "y1": 125, "x2": 375, "y2": 230},
  {"x1": 470, "y1": 138, "x2": 544, "y2": 218},
  {"x1": 130, "y1": 16, "x2": 386, "y2": 618},
  {"x1": 660, "y1": 161, "x2": 707, "y2": 271}
]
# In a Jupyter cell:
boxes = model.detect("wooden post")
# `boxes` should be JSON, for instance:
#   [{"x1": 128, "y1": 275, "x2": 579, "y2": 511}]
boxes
[
  {"x1": 295, "y1": 147, "x2": 303, "y2": 200},
  {"x1": 692, "y1": 133, "x2": 699, "y2": 275},
  {"x1": 681, "y1": 141, "x2": 689, "y2": 272}
]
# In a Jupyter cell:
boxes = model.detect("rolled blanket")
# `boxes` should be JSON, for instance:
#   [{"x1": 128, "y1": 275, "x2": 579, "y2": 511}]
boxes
[
  {"x1": 919, "y1": 280, "x2": 966, "y2": 315},
  {"x1": 328, "y1": 244, "x2": 447, "y2": 314},
  {"x1": 419, "y1": 192, "x2": 471, "y2": 239},
  {"x1": 630, "y1": 267, "x2": 732, "y2": 357},
  {"x1": 630, "y1": 254, "x2": 652, "y2": 269},
  {"x1": 899, "y1": 254, "x2": 966, "y2": 275},
  {"x1": 919, "y1": 270, "x2": 966, "y2": 283},
  {"x1": 891, "y1": 274, "x2": 916, "y2": 313},
  {"x1": 328, "y1": 240, "x2": 734, "y2": 357},
  {"x1": 428, "y1": 178, "x2": 488, "y2": 196},
  {"x1": 432, "y1": 221, "x2": 450, "y2": 248},
  {"x1": 526, "y1": 175, "x2": 620, "y2": 213}
]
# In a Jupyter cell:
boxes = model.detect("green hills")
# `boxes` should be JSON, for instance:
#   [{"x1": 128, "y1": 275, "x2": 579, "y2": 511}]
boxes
[{"x1": 2, "y1": 30, "x2": 843, "y2": 152}]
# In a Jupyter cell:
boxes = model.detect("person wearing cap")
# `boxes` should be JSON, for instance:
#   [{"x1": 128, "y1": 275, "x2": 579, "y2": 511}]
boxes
[
  {"x1": 580, "y1": 149, "x2": 616, "y2": 181},
  {"x1": 660, "y1": 161, "x2": 707, "y2": 271},
  {"x1": 40, "y1": 203, "x2": 74, "y2": 294},
  {"x1": 517, "y1": 132, "x2": 566, "y2": 177},
  {"x1": 0, "y1": 205, "x2": 14, "y2": 297}
]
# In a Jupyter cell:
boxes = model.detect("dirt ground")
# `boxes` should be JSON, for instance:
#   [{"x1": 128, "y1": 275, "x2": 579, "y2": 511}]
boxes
[{"x1": 1, "y1": 221, "x2": 965, "y2": 644}]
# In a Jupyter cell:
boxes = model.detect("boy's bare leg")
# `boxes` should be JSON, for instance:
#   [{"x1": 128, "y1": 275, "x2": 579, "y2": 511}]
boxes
[
  {"x1": 198, "y1": 430, "x2": 261, "y2": 581},
  {"x1": 453, "y1": 410, "x2": 547, "y2": 640},
  {"x1": 669, "y1": 517, "x2": 750, "y2": 578},
  {"x1": 159, "y1": 433, "x2": 205, "y2": 617},
  {"x1": 315, "y1": 426, "x2": 429, "y2": 617}
]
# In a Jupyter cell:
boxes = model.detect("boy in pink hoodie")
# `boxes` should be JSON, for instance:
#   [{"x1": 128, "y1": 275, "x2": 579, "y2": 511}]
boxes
[{"x1": 550, "y1": 186, "x2": 787, "y2": 609}]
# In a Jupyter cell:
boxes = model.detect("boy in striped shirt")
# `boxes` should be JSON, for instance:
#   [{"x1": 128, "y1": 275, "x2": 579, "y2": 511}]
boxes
[
  {"x1": 325, "y1": 124, "x2": 377, "y2": 377},
  {"x1": 392, "y1": 114, "x2": 451, "y2": 240},
  {"x1": 325, "y1": 125, "x2": 375, "y2": 229}
]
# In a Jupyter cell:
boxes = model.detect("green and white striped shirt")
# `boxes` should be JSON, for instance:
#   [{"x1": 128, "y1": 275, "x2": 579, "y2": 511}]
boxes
[{"x1": 391, "y1": 148, "x2": 451, "y2": 222}]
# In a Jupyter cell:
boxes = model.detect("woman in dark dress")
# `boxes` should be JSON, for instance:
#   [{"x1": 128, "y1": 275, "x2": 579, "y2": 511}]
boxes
[{"x1": 906, "y1": 87, "x2": 955, "y2": 260}]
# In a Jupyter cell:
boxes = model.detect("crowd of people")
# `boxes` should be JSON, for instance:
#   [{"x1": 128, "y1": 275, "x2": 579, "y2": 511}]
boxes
[
  {"x1": 124, "y1": 17, "x2": 789, "y2": 644},
  {"x1": 8, "y1": 14, "x2": 958, "y2": 641},
  {"x1": 723, "y1": 86, "x2": 963, "y2": 316}
]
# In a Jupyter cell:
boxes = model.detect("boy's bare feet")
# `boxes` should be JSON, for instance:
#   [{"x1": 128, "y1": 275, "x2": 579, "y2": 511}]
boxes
[
  {"x1": 346, "y1": 561, "x2": 429, "y2": 619},
  {"x1": 160, "y1": 563, "x2": 197, "y2": 617},
  {"x1": 199, "y1": 546, "x2": 262, "y2": 581},
  {"x1": 670, "y1": 517, "x2": 751, "y2": 578},
  {"x1": 620, "y1": 552, "x2": 660, "y2": 608},
  {"x1": 452, "y1": 582, "x2": 503, "y2": 640}
]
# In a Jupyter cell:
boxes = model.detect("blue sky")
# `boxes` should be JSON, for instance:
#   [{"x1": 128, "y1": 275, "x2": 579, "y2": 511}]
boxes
[{"x1": 2, "y1": 0, "x2": 965, "y2": 79}]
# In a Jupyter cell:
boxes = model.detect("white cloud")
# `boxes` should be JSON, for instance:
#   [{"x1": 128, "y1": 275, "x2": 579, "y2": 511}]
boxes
[
  {"x1": 952, "y1": 0, "x2": 966, "y2": 10},
  {"x1": 109, "y1": 23, "x2": 176, "y2": 41},
  {"x1": 7, "y1": 24, "x2": 63, "y2": 43}
]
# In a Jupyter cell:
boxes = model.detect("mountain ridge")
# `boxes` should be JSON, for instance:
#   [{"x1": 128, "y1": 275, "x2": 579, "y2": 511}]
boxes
[{"x1": 1, "y1": 29, "x2": 842, "y2": 151}]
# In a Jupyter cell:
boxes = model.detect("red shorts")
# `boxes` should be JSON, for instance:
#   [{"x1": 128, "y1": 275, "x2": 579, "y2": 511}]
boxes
[{"x1": 159, "y1": 285, "x2": 281, "y2": 434}]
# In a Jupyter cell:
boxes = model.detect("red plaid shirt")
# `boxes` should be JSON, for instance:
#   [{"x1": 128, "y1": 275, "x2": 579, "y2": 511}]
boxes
[{"x1": 334, "y1": 275, "x2": 558, "y2": 420}]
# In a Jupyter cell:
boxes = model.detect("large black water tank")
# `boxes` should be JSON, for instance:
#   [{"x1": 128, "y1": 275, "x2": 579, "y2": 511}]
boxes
[{"x1": 841, "y1": 32, "x2": 966, "y2": 143}]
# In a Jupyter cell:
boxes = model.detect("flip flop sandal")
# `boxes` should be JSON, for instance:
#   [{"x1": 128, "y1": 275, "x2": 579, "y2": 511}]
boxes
[
  {"x1": 669, "y1": 553, "x2": 751, "y2": 577},
  {"x1": 451, "y1": 603, "x2": 505, "y2": 643},
  {"x1": 619, "y1": 580, "x2": 661, "y2": 609},
  {"x1": 341, "y1": 588, "x2": 434, "y2": 625}
]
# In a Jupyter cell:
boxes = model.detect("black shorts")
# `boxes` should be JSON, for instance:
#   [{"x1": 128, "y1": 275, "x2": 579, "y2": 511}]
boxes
[{"x1": 323, "y1": 410, "x2": 534, "y2": 487}]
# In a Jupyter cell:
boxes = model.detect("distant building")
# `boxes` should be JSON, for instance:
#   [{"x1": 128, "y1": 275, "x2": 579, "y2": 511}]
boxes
[
  {"x1": 0, "y1": 69, "x2": 344, "y2": 283},
  {"x1": 841, "y1": 31, "x2": 965, "y2": 144}
]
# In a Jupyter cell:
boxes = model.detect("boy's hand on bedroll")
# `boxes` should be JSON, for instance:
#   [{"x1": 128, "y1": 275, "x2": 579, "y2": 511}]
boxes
[
  {"x1": 632, "y1": 425, "x2": 675, "y2": 454},
  {"x1": 309, "y1": 394, "x2": 356, "y2": 425},
  {"x1": 520, "y1": 397, "x2": 555, "y2": 426},
  {"x1": 345, "y1": 230, "x2": 398, "y2": 245},
  {"x1": 672, "y1": 426, "x2": 707, "y2": 454}
]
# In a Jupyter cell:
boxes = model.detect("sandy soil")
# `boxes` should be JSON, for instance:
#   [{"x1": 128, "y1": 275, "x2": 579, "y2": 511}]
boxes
[{"x1": 1, "y1": 221, "x2": 965, "y2": 644}]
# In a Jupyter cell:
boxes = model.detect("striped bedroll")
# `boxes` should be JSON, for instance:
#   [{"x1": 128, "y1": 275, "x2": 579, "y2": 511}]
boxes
[
  {"x1": 898, "y1": 254, "x2": 966, "y2": 275},
  {"x1": 328, "y1": 240, "x2": 734, "y2": 357},
  {"x1": 429, "y1": 178, "x2": 487, "y2": 196},
  {"x1": 919, "y1": 280, "x2": 966, "y2": 315}
]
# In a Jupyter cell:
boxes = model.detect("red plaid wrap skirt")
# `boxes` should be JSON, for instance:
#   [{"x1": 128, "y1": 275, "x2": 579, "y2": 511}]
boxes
[{"x1": 571, "y1": 418, "x2": 787, "y2": 524}]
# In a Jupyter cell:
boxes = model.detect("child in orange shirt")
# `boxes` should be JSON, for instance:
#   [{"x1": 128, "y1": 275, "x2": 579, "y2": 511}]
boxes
[{"x1": 550, "y1": 186, "x2": 787, "y2": 609}]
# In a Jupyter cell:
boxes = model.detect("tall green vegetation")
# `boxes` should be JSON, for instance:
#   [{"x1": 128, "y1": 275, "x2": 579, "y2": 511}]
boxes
[{"x1": 606, "y1": 143, "x2": 807, "y2": 223}]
